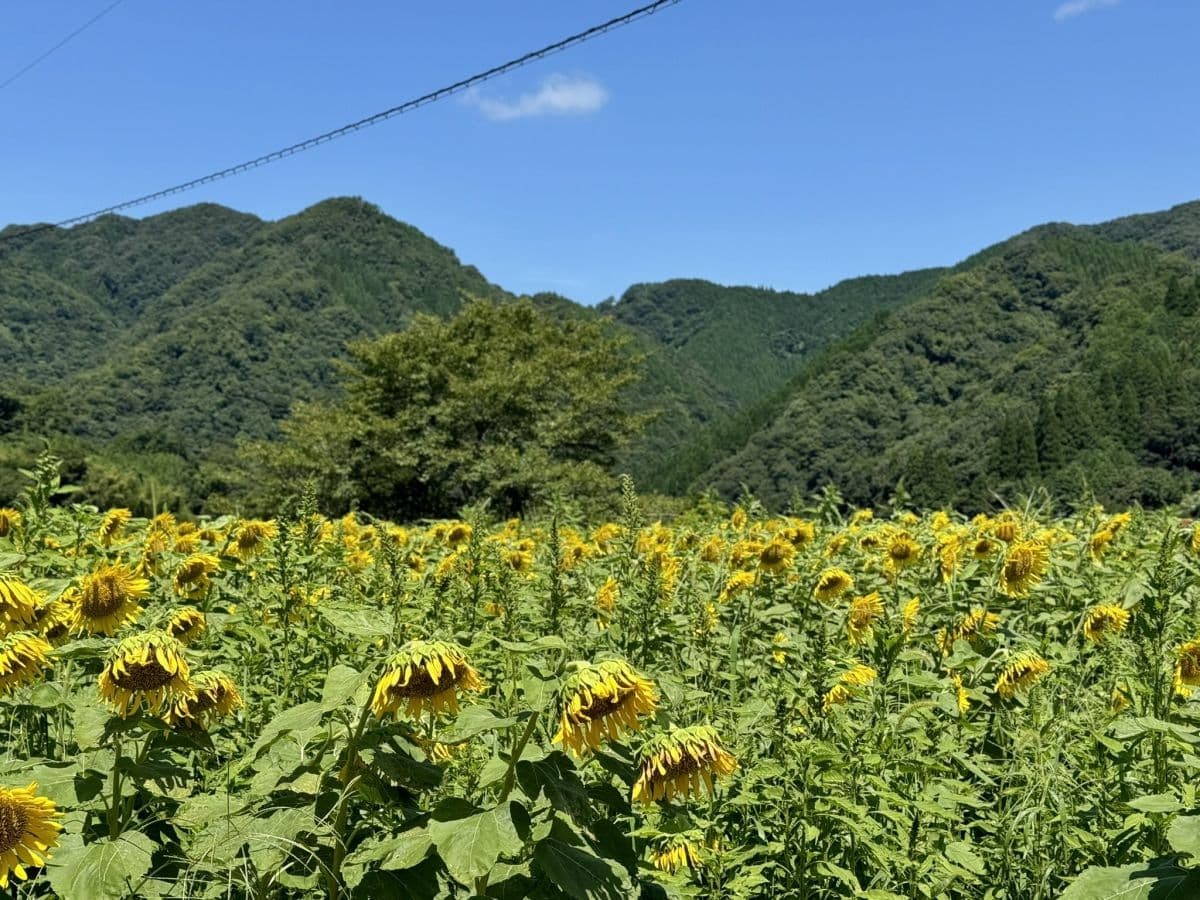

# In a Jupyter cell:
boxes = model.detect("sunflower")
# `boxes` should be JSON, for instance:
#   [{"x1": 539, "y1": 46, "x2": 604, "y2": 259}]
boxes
[
  {"x1": 97, "y1": 508, "x2": 132, "y2": 547},
  {"x1": 901, "y1": 597, "x2": 920, "y2": 636},
  {"x1": 553, "y1": 659, "x2": 658, "y2": 757},
  {"x1": 990, "y1": 513, "x2": 1023, "y2": 544},
  {"x1": 757, "y1": 538, "x2": 796, "y2": 574},
  {"x1": 504, "y1": 547, "x2": 533, "y2": 573},
  {"x1": 0, "y1": 576, "x2": 39, "y2": 632},
  {"x1": 31, "y1": 596, "x2": 71, "y2": 645},
  {"x1": 445, "y1": 522, "x2": 473, "y2": 549},
  {"x1": 998, "y1": 541, "x2": 1050, "y2": 598},
  {"x1": 371, "y1": 640, "x2": 483, "y2": 719},
  {"x1": 729, "y1": 508, "x2": 748, "y2": 530},
  {"x1": 0, "y1": 633, "x2": 52, "y2": 697},
  {"x1": 951, "y1": 673, "x2": 971, "y2": 715},
  {"x1": 729, "y1": 540, "x2": 765, "y2": 569},
  {"x1": 561, "y1": 538, "x2": 592, "y2": 571},
  {"x1": 847, "y1": 593, "x2": 884, "y2": 646},
  {"x1": 719, "y1": 571, "x2": 756, "y2": 602},
  {"x1": 784, "y1": 519, "x2": 816, "y2": 547},
  {"x1": 1082, "y1": 604, "x2": 1130, "y2": 642},
  {"x1": 884, "y1": 532, "x2": 922, "y2": 575},
  {"x1": 166, "y1": 607, "x2": 206, "y2": 645},
  {"x1": 98, "y1": 631, "x2": 193, "y2": 717},
  {"x1": 822, "y1": 663, "x2": 877, "y2": 711},
  {"x1": 595, "y1": 577, "x2": 619, "y2": 614},
  {"x1": 164, "y1": 670, "x2": 242, "y2": 727},
  {"x1": 591, "y1": 523, "x2": 622, "y2": 553},
  {"x1": 971, "y1": 536, "x2": 999, "y2": 559},
  {"x1": 174, "y1": 554, "x2": 220, "y2": 599},
  {"x1": 0, "y1": 509, "x2": 21, "y2": 539},
  {"x1": 995, "y1": 651, "x2": 1050, "y2": 699},
  {"x1": 698, "y1": 536, "x2": 725, "y2": 563},
  {"x1": 937, "y1": 539, "x2": 960, "y2": 583},
  {"x1": 813, "y1": 568, "x2": 854, "y2": 602},
  {"x1": 650, "y1": 835, "x2": 703, "y2": 874},
  {"x1": 227, "y1": 520, "x2": 278, "y2": 560},
  {"x1": 632, "y1": 725, "x2": 737, "y2": 805},
  {"x1": 72, "y1": 563, "x2": 148, "y2": 635},
  {"x1": 0, "y1": 783, "x2": 62, "y2": 889},
  {"x1": 771, "y1": 632, "x2": 788, "y2": 665},
  {"x1": 1174, "y1": 641, "x2": 1200, "y2": 697},
  {"x1": 938, "y1": 608, "x2": 1000, "y2": 655}
]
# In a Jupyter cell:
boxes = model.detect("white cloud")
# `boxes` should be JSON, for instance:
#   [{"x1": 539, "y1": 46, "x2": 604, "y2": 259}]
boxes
[
  {"x1": 468, "y1": 74, "x2": 609, "y2": 122},
  {"x1": 1053, "y1": 0, "x2": 1120, "y2": 22}
]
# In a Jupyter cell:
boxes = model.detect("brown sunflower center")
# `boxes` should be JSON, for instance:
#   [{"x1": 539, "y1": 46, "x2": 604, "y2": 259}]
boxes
[
  {"x1": 0, "y1": 800, "x2": 29, "y2": 852},
  {"x1": 112, "y1": 659, "x2": 175, "y2": 692},
  {"x1": 81, "y1": 576, "x2": 127, "y2": 619},
  {"x1": 386, "y1": 664, "x2": 459, "y2": 699}
]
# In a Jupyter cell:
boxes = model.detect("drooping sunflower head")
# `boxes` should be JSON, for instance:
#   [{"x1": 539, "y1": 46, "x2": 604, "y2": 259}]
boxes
[
  {"x1": 989, "y1": 513, "x2": 1023, "y2": 544},
  {"x1": 227, "y1": 520, "x2": 278, "y2": 560},
  {"x1": 72, "y1": 563, "x2": 148, "y2": 635},
  {"x1": 938, "y1": 607, "x2": 1000, "y2": 655},
  {"x1": 595, "y1": 577, "x2": 619, "y2": 613},
  {"x1": 591, "y1": 522, "x2": 622, "y2": 552},
  {"x1": 998, "y1": 541, "x2": 1050, "y2": 598},
  {"x1": 951, "y1": 673, "x2": 971, "y2": 715},
  {"x1": 901, "y1": 597, "x2": 921, "y2": 636},
  {"x1": 719, "y1": 571, "x2": 756, "y2": 602},
  {"x1": 371, "y1": 640, "x2": 484, "y2": 719},
  {"x1": 729, "y1": 540, "x2": 765, "y2": 570},
  {"x1": 884, "y1": 532, "x2": 922, "y2": 575},
  {"x1": 784, "y1": 519, "x2": 816, "y2": 547},
  {"x1": 164, "y1": 670, "x2": 243, "y2": 728},
  {"x1": 503, "y1": 546, "x2": 533, "y2": 573},
  {"x1": 937, "y1": 540, "x2": 960, "y2": 583},
  {"x1": 0, "y1": 509, "x2": 22, "y2": 539},
  {"x1": 166, "y1": 607, "x2": 206, "y2": 645},
  {"x1": 445, "y1": 522, "x2": 473, "y2": 549},
  {"x1": 98, "y1": 631, "x2": 193, "y2": 717},
  {"x1": 971, "y1": 536, "x2": 999, "y2": 560},
  {"x1": 31, "y1": 595, "x2": 72, "y2": 646},
  {"x1": 847, "y1": 593, "x2": 884, "y2": 647},
  {"x1": 632, "y1": 724, "x2": 737, "y2": 805},
  {"x1": 0, "y1": 633, "x2": 52, "y2": 697},
  {"x1": 1174, "y1": 640, "x2": 1200, "y2": 697},
  {"x1": 553, "y1": 658, "x2": 658, "y2": 757},
  {"x1": 649, "y1": 835, "x2": 704, "y2": 874},
  {"x1": 822, "y1": 662, "x2": 878, "y2": 711},
  {"x1": 0, "y1": 782, "x2": 62, "y2": 889},
  {"x1": 994, "y1": 651, "x2": 1050, "y2": 699},
  {"x1": 97, "y1": 508, "x2": 132, "y2": 547},
  {"x1": 757, "y1": 538, "x2": 796, "y2": 574},
  {"x1": 1082, "y1": 604, "x2": 1130, "y2": 642},
  {"x1": 0, "y1": 576, "x2": 40, "y2": 632},
  {"x1": 173, "y1": 554, "x2": 220, "y2": 599},
  {"x1": 813, "y1": 568, "x2": 854, "y2": 602}
]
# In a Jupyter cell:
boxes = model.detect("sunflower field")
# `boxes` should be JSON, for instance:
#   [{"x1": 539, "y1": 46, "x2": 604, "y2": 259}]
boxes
[{"x1": 1, "y1": 462, "x2": 1200, "y2": 899}]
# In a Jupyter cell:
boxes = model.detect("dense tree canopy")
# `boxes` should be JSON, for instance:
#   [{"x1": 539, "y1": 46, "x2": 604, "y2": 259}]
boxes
[{"x1": 246, "y1": 299, "x2": 647, "y2": 518}]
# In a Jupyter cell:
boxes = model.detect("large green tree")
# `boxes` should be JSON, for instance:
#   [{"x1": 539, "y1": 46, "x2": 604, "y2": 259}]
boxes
[{"x1": 245, "y1": 298, "x2": 646, "y2": 518}]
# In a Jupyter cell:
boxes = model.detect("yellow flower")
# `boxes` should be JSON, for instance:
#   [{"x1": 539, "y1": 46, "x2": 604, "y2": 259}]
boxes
[
  {"x1": 0, "y1": 633, "x2": 52, "y2": 696},
  {"x1": 445, "y1": 522, "x2": 473, "y2": 548},
  {"x1": 930, "y1": 511, "x2": 953, "y2": 532},
  {"x1": 591, "y1": 523, "x2": 622, "y2": 553},
  {"x1": 0, "y1": 576, "x2": 39, "y2": 632},
  {"x1": 695, "y1": 602, "x2": 718, "y2": 637},
  {"x1": 561, "y1": 538, "x2": 592, "y2": 571},
  {"x1": 553, "y1": 659, "x2": 658, "y2": 757},
  {"x1": 990, "y1": 513, "x2": 1022, "y2": 544},
  {"x1": 1082, "y1": 604, "x2": 1130, "y2": 642},
  {"x1": 166, "y1": 607, "x2": 206, "y2": 645},
  {"x1": 822, "y1": 663, "x2": 877, "y2": 711},
  {"x1": 757, "y1": 538, "x2": 796, "y2": 574},
  {"x1": 995, "y1": 651, "x2": 1050, "y2": 699},
  {"x1": 719, "y1": 571, "x2": 756, "y2": 602},
  {"x1": 730, "y1": 508, "x2": 748, "y2": 530},
  {"x1": 850, "y1": 509, "x2": 874, "y2": 525},
  {"x1": 0, "y1": 509, "x2": 21, "y2": 538},
  {"x1": 1089, "y1": 528, "x2": 1116, "y2": 563},
  {"x1": 971, "y1": 536, "x2": 999, "y2": 559},
  {"x1": 771, "y1": 631, "x2": 788, "y2": 665},
  {"x1": 31, "y1": 596, "x2": 71, "y2": 645},
  {"x1": 73, "y1": 563, "x2": 148, "y2": 635},
  {"x1": 699, "y1": 536, "x2": 725, "y2": 563},
  {"x1": 632, "y1": 725, "x2": 737, "y2": 805},
  {"x1": 847, "y1": 593, "x2": 884, "y2": 646},
  {"x1": 650, "y1": 836, "x2": 703, "y2": 873},
  {"x1": 371, "y1": 640, "x2": 483, "y2": 719},
  {"x1": 951, "y1": 673, "x2": 971, "y2": 715},
  {"x1": 1174, "y1": 641, "x2": 1200, "y2": 697},
  {"x1": 174, "y1": 554, "x2": 220, "y2": 599},
  {"x1": 937, "y1": 539, "x2": 959, "y2": 583},
  {"x1": 1111, "y1": 684, "x2": 1131, "y2": 713},
  {"x1": 227, "y1": 519, "x2": 278, "y2": 560},
  {"x1": 596, "y1": 577, "x2": 619, "y2": 614},
  {"x1": 0, "y1": 783, "x2": 62, "y2": 889},
  {"x1": 98, "y1": 508, "x2": 132, "y2": 547},
  {"x1": 164, "y1": 670, "x2": 243, "y2": 728},
  {"x1": 98, "y1": 631, "x2": 193, "y2": 717},
  {"x1": 729, "y1": 540, "x2": 765, "y2": 569},
  {"x1": 998, "y1": 541, "x2": 1050, "y2": 598},
  {"x1": 504, "y1": 547, "x2": 533, "y2": 573},
  {"x1": 783, "y1": 519, "x2": 816, "y2": 547},
  {"x1": 938, "y1": 608, "x2": 1000, "y2": 655},
  {"x1": 813, "y1": 568, "x2": 854, "y2": 602},
  {"x1": 901, "y1": 597, "x2": 920, "y2": 636},
  {"x1": 884, "y1": 532, "x2": 922, "y2": 575}
]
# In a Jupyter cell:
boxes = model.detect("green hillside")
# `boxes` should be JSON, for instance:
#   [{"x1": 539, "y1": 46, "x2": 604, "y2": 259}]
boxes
[{"x1": 702, "y1": 224, "x2": 1200, "y2": 511}]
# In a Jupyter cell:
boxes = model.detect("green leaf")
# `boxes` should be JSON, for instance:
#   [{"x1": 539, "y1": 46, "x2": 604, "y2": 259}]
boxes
[
  {"x1": 377, "y1": 829, "x2": 435, "y2": 871},
  {"x1": 321, "y1": 664, "x2": 367, "y2": 710},
  {"x1": 249, "y1": 701, "x2": 324, "y2": 758},
  {"x1": 494, "y1": 635, "x2": 569, "y2": 654},
  {"x1": 1127, "y1": 793, "x2": 1184, "y2": 814},
  {"x1": 428, "y1": 802, "x2": 523, "y2": 887},
  {"x1": 532, "y1": 837, "x2": 633, "y2": 900},
  {"x1": 318, "y1": 603, "x2": 393, "y2": 640},
  {"x1": 516, "y1": 752, "x2": 589, "y2": 821},
  {"x1": 436, "y1": 707, "x2": 518, "y2": 744},
  {"x1": 1168, "y1": 815, "x2": 1200, "y2": 859},
  {"x1": 1060, "y1": 861, "x2": 1200, "y2": 899},
  {"x1": 47, "y1": 831, "x2": 156, "y2": 900},
  {"x1": 944, "y1": 841, "x2": 986, "y2": 876}
]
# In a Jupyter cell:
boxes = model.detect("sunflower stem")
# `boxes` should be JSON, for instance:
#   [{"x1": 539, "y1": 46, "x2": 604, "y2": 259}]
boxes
[
  {"x1": 326, "y1": 688, "x2": 375, "y2": 900},
  {"x1": 108, "y1": 733, "x2": 123, "y2": 840},
  {"x1": 498, "y1": 710, "x2": 540, "y2": 804}
]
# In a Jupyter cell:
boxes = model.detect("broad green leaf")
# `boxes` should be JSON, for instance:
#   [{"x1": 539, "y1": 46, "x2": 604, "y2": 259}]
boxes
[
  {"x1": 318, "y1": 603, "x2": 393, "y2": 640},
  {"x1": 1060, "y1": 862, "x2": 1200, "y2": 899},
  {"x1": 321, "y1": 664, "x2": 367, "y2": 710},
  {"x1": 533, "y1": 838, "x2": 633, "y2": 900},
  {"x1": 249, "y1": 701, "x2": 324, "y2": 758},
  {"x1": 47, "y1": 831, "x2": 156, "y2": 900},
  {"x1": 428, "y1": 802, "x2": 523, "y2": 886},
  {"x1": 436, "y1": 706, "x2": 518, "y2": 744},
  {"x1": 1127, "y1": 793, "x2": 1184, "y2": 814},
  {"x1": 1169, "y1": 815, "x2": 1200, "y2": 859}
]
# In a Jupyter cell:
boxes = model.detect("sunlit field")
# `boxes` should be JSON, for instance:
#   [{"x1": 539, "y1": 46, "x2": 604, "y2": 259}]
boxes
[{"x1": 0, "y1": 462, "x2": 1198, "y2": 898}]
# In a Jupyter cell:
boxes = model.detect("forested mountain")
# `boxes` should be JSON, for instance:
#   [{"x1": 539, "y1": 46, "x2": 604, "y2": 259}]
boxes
[
  {"x1": 2, "y1": 196, "x2": 1198, "y2": 514},
  {"x1": 703, "y1": 215, "x2": 1200, "y2": 511}
]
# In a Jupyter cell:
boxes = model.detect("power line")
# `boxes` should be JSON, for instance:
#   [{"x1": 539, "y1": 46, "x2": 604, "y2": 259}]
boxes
[
  {"x1": 0, "y1": 0, "x2": 682, "y2": 245},
  {"x1": 0, "y1": 0, "x2": 127, "y2": 92}
]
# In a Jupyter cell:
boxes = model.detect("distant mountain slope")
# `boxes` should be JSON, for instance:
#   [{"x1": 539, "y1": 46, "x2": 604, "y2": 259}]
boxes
[
  {"x1": 702, "y1": 224, "x2": 1200, "y2": 511},
  {"x1": 606, "y1": 271, "x2": 946, "y2": 493}
]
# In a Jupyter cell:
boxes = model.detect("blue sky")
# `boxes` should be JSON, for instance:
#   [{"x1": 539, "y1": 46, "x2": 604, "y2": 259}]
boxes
[{"x1": 2, "y1": 0, "x2": 1197, "y2": 302}]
